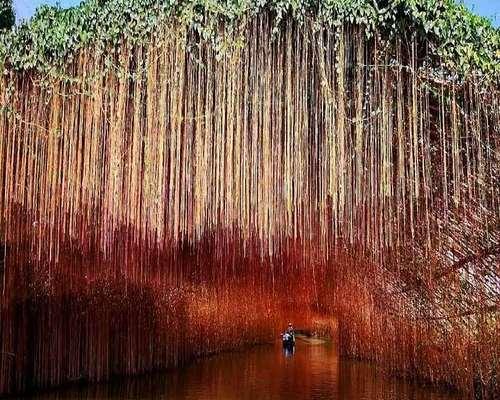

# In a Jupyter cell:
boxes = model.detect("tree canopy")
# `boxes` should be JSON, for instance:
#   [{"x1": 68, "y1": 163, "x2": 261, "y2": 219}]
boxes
[
  {"x1": 0, "y1": 0, "x2": 498, "y2": 77},
  {"x1": 0, "y1": 0, "x2": 14, "y2": 30}
]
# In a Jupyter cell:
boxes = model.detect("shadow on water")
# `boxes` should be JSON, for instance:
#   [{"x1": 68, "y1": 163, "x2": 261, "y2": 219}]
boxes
[{"x1": 23, "y1": 339, "x2": 464, "y2": 400}]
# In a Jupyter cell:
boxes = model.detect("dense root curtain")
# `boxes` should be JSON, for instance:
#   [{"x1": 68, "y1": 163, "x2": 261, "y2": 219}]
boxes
[{"x1": 0, "y1": 17, "x2": 499, "y2": 397}]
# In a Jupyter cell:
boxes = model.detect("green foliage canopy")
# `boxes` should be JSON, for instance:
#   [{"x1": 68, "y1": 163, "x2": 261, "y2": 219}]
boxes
[
  {"x1": 0, "y1": 0, "x2": 498, "y2": 78},
  {"x1": 0, "y1": 0, "x2": 14, "y2": 30}
]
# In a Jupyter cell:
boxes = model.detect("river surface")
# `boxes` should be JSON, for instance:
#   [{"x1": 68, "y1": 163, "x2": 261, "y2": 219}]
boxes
[{"x1": 25, "y1": 338, "x2": 464, "y2": 400}]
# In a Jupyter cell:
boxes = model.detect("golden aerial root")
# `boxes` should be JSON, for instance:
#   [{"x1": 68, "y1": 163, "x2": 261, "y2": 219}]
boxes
[{"x1": 0, "y1": 17, "x2": 498, "y2": 397}]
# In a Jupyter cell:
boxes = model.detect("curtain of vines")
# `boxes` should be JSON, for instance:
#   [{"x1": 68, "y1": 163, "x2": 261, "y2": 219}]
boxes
[{"x1": 0, "y1": 15, "x2": 498, "y2": 397}]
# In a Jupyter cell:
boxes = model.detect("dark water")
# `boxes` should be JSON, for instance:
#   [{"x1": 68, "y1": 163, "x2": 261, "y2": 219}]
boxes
[{"x1": 25, "y1": 339, "x2": 463, "y2": 400}]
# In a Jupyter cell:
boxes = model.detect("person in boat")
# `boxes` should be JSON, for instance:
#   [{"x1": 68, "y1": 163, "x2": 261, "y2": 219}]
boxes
[{"x1": 285, "y1": 322, "x2": 295, "y2": 343}]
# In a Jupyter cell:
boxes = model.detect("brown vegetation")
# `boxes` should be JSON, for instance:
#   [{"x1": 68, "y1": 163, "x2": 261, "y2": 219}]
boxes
[{"x1": 0, "y1": 15, "x2": 498, "y2": 398}]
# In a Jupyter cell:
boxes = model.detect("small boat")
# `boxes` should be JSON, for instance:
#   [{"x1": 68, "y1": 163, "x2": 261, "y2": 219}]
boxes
[{"x1": 282, "y1": 332, "x2": 295, "y2": 348}]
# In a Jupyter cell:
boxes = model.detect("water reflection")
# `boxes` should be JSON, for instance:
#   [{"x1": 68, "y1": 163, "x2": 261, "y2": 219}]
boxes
[
  {"x1": 282, "y1": 344, "x2": 295, "y2": 358},
  {"x1": 25, "y1": 341, "x2": 463, "y2": 400}
]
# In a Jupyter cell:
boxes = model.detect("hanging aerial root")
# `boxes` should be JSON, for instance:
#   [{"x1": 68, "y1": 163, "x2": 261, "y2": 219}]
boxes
[{"x1": 0, "y1": 16, "x2": 498, "y2": 398}]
